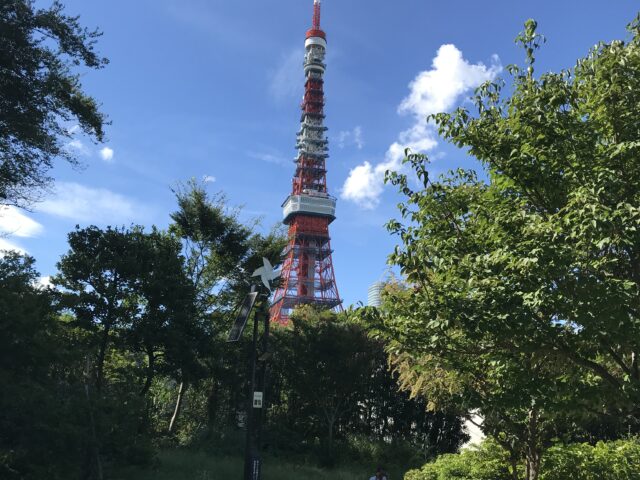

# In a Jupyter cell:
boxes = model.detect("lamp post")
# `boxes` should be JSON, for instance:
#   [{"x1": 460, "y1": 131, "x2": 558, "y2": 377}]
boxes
[{"x1": 227, "y1": 258, "x2": 279, "y2": 480}]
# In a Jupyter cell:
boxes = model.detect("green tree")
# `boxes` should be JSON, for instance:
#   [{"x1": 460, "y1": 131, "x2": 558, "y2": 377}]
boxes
[
  {"x1": 169, "y1": 181, "x2": 252, "y2": 315},
  {"x1": 369, "y1": 16, "x2": 640, "y2": 480},
  {"x1": 55, "y1": 226, "x2": 199, "y2": 394},
  {"x1": 54, "y1": 226, "x2": 199, "y2": 476},
  {"x1": 166, "y1": 180, "x2": 286, "y2": 435},
  {"x1": 0, "y1": 0, "x2": 107, "y2": 206},
  {"x1": 275, "y1": 307, "x2": 376, "y2": 464},
  {"x1": 269, "y1": 306, "x2": 465, "y2": 467},
  {"x1": 0, "y1": 253, "x2": 86, "y2": 479}
]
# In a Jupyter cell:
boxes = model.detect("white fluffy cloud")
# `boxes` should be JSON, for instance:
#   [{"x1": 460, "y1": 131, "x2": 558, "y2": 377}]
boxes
[
  {"x1": 36, "y1": 276, "x2": 53, "y2": 289},
  {"x1": 0, "y1": 206, "x2": 43, "y2": 238},
  {"x1": 398, "y1": 46, "x2": 501, "y2": 118},
  {"x1": 341, "y1": 161, "x2": 380, "y2": 206},
  {"x1": 38, "y1": 182, "x2": 148, "y2": 224},
  {"x1": 341, "y1": 44, "x2": 501, "y2": 209},
  {"x1": 0, "y1": 206, "x2": 43, "y2": 255},
  {"x1": 0, "y1": 238, "x2": 26, "y2": 255},
  {"x1": 100, "y1": 147, "x2": 114, "y2": 162}
]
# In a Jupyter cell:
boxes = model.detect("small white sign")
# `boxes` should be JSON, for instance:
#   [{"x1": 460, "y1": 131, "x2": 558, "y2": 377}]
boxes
[{"x1": 253, "y1": 391, "x2": 263, "y2": 408}]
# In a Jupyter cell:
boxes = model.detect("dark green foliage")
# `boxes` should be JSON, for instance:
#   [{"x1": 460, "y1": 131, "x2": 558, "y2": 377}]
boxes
[
  {"x1": 110, "y1": 449, "x2": 374, "y2": 480},
  {"x1": 0, "y1": 0, "x2": 107, "y2": 206},
  {"x1": 268, "y1": 306, "x2": 466, "y2": 467},
  {"x1": 51, "y1": 226, "x2": 203, "y2": 476},
  {"x1": 163, "y1": 180, "x2": 287, "y2": 437},
  {"x1": 55, "y1": 226, "x2": 198, "y2": 397},
  {"x1": 0, "y1": 219, "x2": 463, "y2": 478},
  {"x1": 0, "y1": 253, "x2": 85, "y2": 479}
]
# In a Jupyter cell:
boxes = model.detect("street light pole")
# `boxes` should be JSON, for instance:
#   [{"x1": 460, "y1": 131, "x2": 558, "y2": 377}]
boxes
[
  {"x1": 227, "y1": 258, "x2": 279, "y2": 480},
  {"x1": 243, "y1": 298, "x2": 262, "y2": 480},
  {"x1": 242, "y1": 294, "x2": 271, "y2": 480}
]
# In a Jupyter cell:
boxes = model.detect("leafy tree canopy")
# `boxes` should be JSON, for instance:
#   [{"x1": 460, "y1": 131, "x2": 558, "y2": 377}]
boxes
[
  {"x1": 364, "y1": 15, "x2": 640, "y2": 480},
  {"x1": 0, "y1": 0, "x2": 107, "y2": 206}
]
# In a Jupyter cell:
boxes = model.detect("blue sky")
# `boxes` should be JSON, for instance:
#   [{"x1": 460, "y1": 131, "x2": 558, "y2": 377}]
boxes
[{"x1": 2, "y1": 0, "x2": 638, "y2": 305}]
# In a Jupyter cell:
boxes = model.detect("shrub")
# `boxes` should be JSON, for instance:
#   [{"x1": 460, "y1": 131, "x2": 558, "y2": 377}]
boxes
[
  {"x1": 405, "y1": 438, "x2": 640, "y2": 480},
  {"x1": 404, "y1": 441, "x2": 512, "y2": 480},
  {"x1": 540, "y1": 439, "x2": 640, "y2": 480}
]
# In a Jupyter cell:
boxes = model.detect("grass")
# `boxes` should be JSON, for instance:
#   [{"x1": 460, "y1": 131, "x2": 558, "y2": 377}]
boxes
[{"x1": 110, "y1": 449, "x2": 383, "y2": 480}]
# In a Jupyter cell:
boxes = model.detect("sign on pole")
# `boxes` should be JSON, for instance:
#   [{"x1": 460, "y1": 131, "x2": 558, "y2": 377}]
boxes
[{"x1": 227, "y1": 291, "x2": 258, "y2": 342}]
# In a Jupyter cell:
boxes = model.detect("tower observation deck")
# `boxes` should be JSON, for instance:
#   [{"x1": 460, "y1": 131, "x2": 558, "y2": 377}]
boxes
[{"x1": 269, "y1": 0, "x2": 343, "y2": 324}]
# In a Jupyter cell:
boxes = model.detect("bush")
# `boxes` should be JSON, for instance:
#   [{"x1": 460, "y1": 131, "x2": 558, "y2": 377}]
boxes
[
  {"x1": 405, "y1": 438, "x2": 640, "y2": 480},
  {"x1": 540, "y1": 439, "x2": 640, "y2": 480},
  {"x1": 404, "y1": 441, "x2": 512, "y2": 480}
]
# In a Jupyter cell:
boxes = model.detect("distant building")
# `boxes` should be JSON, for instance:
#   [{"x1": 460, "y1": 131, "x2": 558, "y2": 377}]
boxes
[
  {"x1": 461, "y1": 412, "x2": 485, "y2": 449},
  {"x1": 367, "y1": 281, "x2": 384, "y2": 307}
]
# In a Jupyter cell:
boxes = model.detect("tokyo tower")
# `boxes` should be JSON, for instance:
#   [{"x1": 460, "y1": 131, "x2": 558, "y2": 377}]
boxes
[{"x1": 269, "y1": 0, "x2": 342, "y2": 324}]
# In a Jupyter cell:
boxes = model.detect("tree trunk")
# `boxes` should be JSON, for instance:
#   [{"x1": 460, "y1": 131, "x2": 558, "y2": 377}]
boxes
[
  {"x1": 509, "y1": 456, "x2": 519, "y2": 480},
  {"x1": 525, "y1": 408, "x2": 542, "y2": 480},
  {"x1": 168, "y1": 380, "x2": 188, "y2": 434},
  {"x1": 82, "y1": 357, "x2": 103, "y2": 480},
  {"x1": 326, "y1": 413, "x2": 336, "y2": 458},
  {"x1": 207, "y1": 380, "x2": 219, "y2": 434},
  {"x1": 139, "y1": 347, "x2": 155, "y2": 396},
  {"x1": 95, "y1": 323, "x2": 111, "y2": 394},
  {"x1": 526, "y1": 449, "x2": 541, "y2": 480}
]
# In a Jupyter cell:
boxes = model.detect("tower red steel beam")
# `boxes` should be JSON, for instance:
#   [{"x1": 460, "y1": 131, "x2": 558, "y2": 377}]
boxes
[{"x1": 269, "y1": 0, "x2": 342, "y2": 325}]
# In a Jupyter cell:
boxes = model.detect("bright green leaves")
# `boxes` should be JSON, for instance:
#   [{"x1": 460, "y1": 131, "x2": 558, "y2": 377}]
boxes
[
  {"x1": 515, "y1": 19, "x2": 546, "y2": 77},
  {"x1": 366, "y1": 15, "x2": 640, "y2": 479}
]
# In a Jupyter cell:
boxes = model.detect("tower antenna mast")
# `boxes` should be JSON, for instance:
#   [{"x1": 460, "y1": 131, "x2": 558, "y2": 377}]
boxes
[{"x1": 313, "y1": 0, "x2": 321, "y2": 30}]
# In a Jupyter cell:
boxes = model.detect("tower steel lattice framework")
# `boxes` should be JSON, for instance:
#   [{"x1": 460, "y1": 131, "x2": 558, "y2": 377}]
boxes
[{"x1": 270, "y1": 0, "x2": 343, "y2": 324}]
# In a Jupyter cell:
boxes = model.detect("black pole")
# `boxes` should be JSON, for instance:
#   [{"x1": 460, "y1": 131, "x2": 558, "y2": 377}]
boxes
[
  {"x1": 255, "y1": 303, "x2": 270, "y2": 456},
  {"x1": 243, "y1": 306, "x2": 261, "y2": 480}
]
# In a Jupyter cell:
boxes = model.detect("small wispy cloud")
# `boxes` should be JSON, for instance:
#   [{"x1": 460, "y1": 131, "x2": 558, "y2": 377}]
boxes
[
  {"x1": 162, "y1": 0, "x2": 254, "y2": 50},
  {"x1": 99, "y1": 147, "x2": 114, "y2": 162},
  {"x1": 268, "y1": 48, "x2": 304, "y2": 102},
  {"x1": 203, "y1": 175, "x2": 216, "y2": 183},
  {"x1": 337, "y1": 126, "x2": 364, "y2": 150},
  {"x1": 38, "y1": 182, "x2": 151, "y2": 224},
  {"x1": 248, "y1": 150, "x2": 290, "y2": 167},
  {"x1": 66, "y1": 139, "x2": 90, "y2": 156},
  {"x1": 341, "y1": 44, "x2": 501, "y2": 210}
]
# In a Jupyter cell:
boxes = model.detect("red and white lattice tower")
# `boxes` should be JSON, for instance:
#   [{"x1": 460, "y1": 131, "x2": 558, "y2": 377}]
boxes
[{"x1": 270, "y1": 0, "x2": 343, "y2": 324}]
